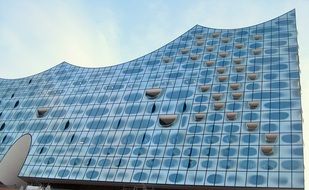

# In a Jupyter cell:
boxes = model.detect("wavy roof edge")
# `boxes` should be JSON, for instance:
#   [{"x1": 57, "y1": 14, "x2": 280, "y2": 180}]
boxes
[{"x1": 0, "y1": 9, "x2": 295, "y2": 81}]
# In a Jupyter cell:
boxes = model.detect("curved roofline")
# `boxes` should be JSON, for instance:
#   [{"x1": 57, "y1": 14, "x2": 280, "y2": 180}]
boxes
[
  {"x1": 196, "y1": 9, "x2": 295, "y2": 30},
  {"x1": 0, "y1": 9, "x2": 295, "y2": 81}
]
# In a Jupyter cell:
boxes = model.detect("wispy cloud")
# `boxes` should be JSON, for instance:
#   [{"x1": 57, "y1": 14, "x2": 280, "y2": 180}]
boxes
[{"x1": 0, "y1": 1, "x2": 120, "y2": 78}]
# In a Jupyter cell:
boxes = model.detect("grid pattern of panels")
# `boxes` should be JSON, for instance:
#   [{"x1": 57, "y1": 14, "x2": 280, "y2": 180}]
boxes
[{"x1": 0, "y1": 10, "x2": 303, "y2": 188}]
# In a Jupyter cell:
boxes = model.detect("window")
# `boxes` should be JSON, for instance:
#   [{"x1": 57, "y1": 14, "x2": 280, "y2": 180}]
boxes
[
  {"x1": 226, "y1": 112, "x2": 237, "y2": 121},
  {"x1": 159, "y1": 115, "x2": 177, "y2": 127},
  {"x1": 247, "y1": 122, "x2": 258, "y2": 131},
  {"x1": 37, "y1": 108, "x2": 49, "y2": 118},
  {"x1": 261, "y1": 146, "x2": 273, "y2": 155},
  {"x1": 265, "y1": 134, "x2": 277, "y2": 143},
  {"x1": 195, "y1": 113, "x2": 205, "y2": 121},
  {"x1": 214, "y1": 102, "x2": 224, "y2": 110},
  {"x1": 145, "y1": 88, "x2": 161, "y2": 99}
]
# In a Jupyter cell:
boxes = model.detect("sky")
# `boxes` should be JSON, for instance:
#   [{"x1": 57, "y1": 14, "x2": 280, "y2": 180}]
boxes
[{"x1": 0, "y1": 0, "x2": 309, "y2": 188}]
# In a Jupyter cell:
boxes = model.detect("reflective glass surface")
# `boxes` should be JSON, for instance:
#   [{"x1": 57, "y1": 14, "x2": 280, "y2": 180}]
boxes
[{"x1": 0, "y1": 10, "x2": 303, "y2": 189}]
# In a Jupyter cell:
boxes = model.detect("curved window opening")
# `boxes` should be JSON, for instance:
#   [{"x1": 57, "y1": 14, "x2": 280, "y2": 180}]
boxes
[
  {"x1": 254, "y1": 34, "x2": 263, "y2": 40},
  {"x1": 252, "y1": 48, "x2": 262, "y2": 55},
  {"x1": 145, "y1": 88, "x2": 162, "y2": 99},
  {"x1": 0, "y1": 123, "x2": 5, "y2": 131},
  {"x1": 162, "y1": 56, "x2": 172, "y2": 63},
  {"x1": 217, "y1": 67, "x2": 225, "y2": 74},
  {"x1": 195, "y1": 113, "x2": 205, "y2": 121},
  {"x1": 266, "y1": 134, "x2": 277, "y2": 143},
  {"x1": 206, "y1": 46, "x2": 214, "y2": 52},
  {"x1": 261, "y1": 146, "x2": 273, "y2": 155},
  {"x1": 233, "y1": 58, "x2": 243, "y2": 64},
  {"x1": 14, "y1": 100, "x2": 19, "y2": 108},
  {"x1": 235, "y1": 43, "x2": 244, "y2": 49},
  {"x1": 235, "y1": 66, "x2": 244, "y2": 72},
  {"x1": 248, "y1": 101, "x2": 259, "y2": 109},
  {"x1": 37, "y1": 108, "x2": 49, "y2": 118},
  {"x1": 212, "y1": 93, "x2": 223, "y2": 101},
  {"x1": 69, "y1": 134, "x2": 76, "y2": 144},
  {"x1": 219, "y1": 52, "x2": 229, "y2": 58},
  {"x1": 232, "y1": 93, "x2": 242, "y2": 100},
  {"x1": 222, "y1": 37, "x2": 230, "y2": 43},
  {"x1": 38, "y1": 147, "x2": 46, "y2": 154},
  {"x1": 159, "y1": 115, "x2": 177, "y2": 127},
  {"x1": 196, "y1": 40, "x2": 204, "y2": 46},
  {"x1": 64, "y1": 120, "x2": 70, "y2": 130},
  {"x1": 214, "y1": 102, "x2": 224, "y2": 110},
  {"x1": 226, "y1": 112, "x2": 237, "y2": 121},
  {"x1": 28, "y1": 79, "x2": 32, "y2": 84},
  {"x1": 11, "y1": 94, "x2": 14, "y2": 99},
  {"x1": 180, "y1": 48, "x2": 189, "y2": 54},
  {"x1": 200, "y1": 85, "x2": 210, "y2": 92},
  {"x1": 86, "y1": 158, "x2": 94, "y2": 166},
  {"x1": 205, "y1": 60, "x2": 214, "y2": 66},
  {"x1": 190, "y1": 54, "x2": 200, "y2": 61},
  {"x1": 195, "y1": 34, "x2": 204, "y2": 40},
  {"x1": 2, "y1": 135, "x2": 7, "y2": 144},
  {"x1": 182, "y1": 102, "x2": 187, "y2": 112},
  {"x1": 230, "y1": 83, "x2": 240, "y2": 90},
  {"x1": 218, "y1": 76, "x2": 228, "y2": 82},
  {"x1": 212, "y1": 32, "x2": 220, "y2": 38},
  {"x1": 248, "y1": 73, "x2": 257, "y2": 80},
  {"x1": 247, "y1": 122, "x2": 258, "y2": 131},
  {"x1": 151, "y1": 103, "x2": 156, "y2": 113},
  {"x1": 116, "y1": 119, "x2": 122, "y2": 129}
]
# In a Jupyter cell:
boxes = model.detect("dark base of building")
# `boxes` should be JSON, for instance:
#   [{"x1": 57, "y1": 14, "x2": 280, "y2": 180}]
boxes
[{"x1": 20, "y1": 177, "x2": 303, "y2": 190}]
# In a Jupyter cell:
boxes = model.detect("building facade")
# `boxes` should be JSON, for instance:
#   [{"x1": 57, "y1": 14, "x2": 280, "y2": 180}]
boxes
[{"x1": 0, "y1": 10, "x2": 304, "y2": 189}]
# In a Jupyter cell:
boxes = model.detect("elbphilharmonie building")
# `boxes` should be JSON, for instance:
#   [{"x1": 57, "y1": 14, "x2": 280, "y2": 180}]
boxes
[{"x1": 0, "y1": 10, "x2": 304, "y2": 189}]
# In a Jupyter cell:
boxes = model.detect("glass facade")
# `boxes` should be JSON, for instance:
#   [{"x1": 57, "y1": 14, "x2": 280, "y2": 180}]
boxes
[{"x1": 0, "y1": 10, "x2": 304, "y2": 189}]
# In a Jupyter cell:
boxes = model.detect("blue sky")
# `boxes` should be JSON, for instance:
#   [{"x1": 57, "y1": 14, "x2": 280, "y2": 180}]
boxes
[{"x1": 1, "y1": 0, "x2": 309, "y2": 188}]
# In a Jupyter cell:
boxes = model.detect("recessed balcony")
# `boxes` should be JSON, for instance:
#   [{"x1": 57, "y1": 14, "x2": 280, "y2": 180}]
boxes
[
  {"x1": 265, "y1": 134, "x2": 277, "y2": 143},
  {"x1": 252, "y1": 48, "x2": 262, "y2": 55},
  {"x1": 205, "y1": 60, "x2": 215, "y2": 67},
  {"x1": 214, "y1": 102, "x2": 224, "y2": 110},
  {"x1": 233, "y1": 58, "x2": 243, "y2": 64},
  {"x1": 248, "y1": 101, "x2": 259, "y2": 109},
  {"x1": 159, "y1": 115, "x2": 177, "y2": 127},
  {"x1": 218, "y1": 76, "x2": 228, "y2": 82},
  {"x1": 200, "y1": 85, "x2": 211, "y2": 92},
  {"x1": 162, "y1": 56, "x2": 172, "y2": 63},
  {"x1": 232, "y1": 93, "x2": 242, "y2": 100},
  {"x1": 221, "y1": 37, "x2": 230, "y2": 43},
  {"x1": 246, "y1": 122, "x2": 258, "y2": 131},
  {"x1": 235, "y1": 43, "x2": 244, "y2": 49},
  {"x1": 261, "y1": 146, "x2": 273, "y2": 155},
  {"x1": 219, "y1": 52, "x2": 229, "y2": 58},
  {"x1": 180, "y1": 48, "x2": 189, "y2": 54},
  {"x1": 230, "y1": 83, "x2": 240, "y2": 90},
  {"x1": 235, "y1": 66, "x2": 245, "y2": 72},
  {"x1": 145, "y1": 88, "x2": 162, "y2": 99},
  {"x1": 212, "y1": 93, "x2": 223, "y2": 101},
  {"x1": 248, "y1": 73, "x2": 257, "y2": 80},
  {"x1": 226, "y1": 112, "x2": 237, "y2": 121},
  {"x1": 212, "y1": 32, "x2": 220, "y2": 38},
  {"x1": 37, "y1": 108, "x2": 49, "y2": 118},
  {"x1": 254, "y1": 34, "x2": 263, "y2": 40},
  {"x1": 206, "y1": 46, "x2": 214, "y2": 52},
  {"x1": 217, "y1": 67, "x2": 226, "y2": 74},
  {"x1": 195, "y1": 113, "x2": 205, "y2": 121},
  {"x1": 190, "y1": 54, "x2": 200, "y2": 61},
  {"x1": 196, "y1": 40, "x2": 204, "y2": 46}
]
